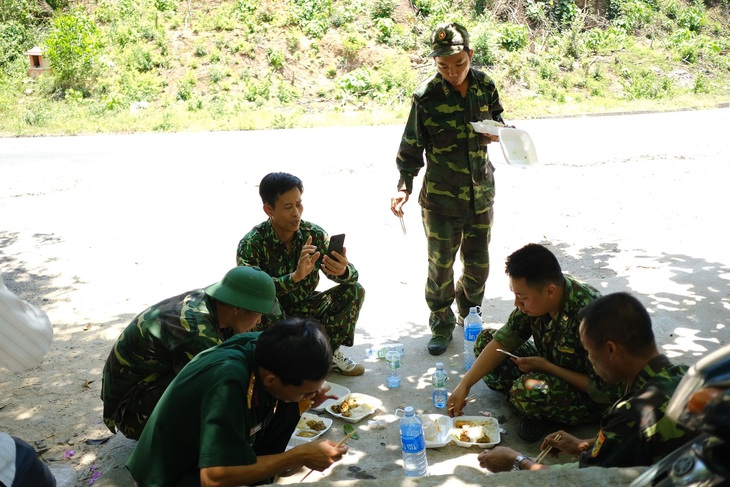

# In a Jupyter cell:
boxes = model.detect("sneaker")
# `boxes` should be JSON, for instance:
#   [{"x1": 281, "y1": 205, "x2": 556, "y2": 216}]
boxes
[
  {"x1": 332, "y1": 348, "x2": 365, "y2": 376},
  {"x1": 516, "y1": 416, "x2": 547, "y2": 442}
]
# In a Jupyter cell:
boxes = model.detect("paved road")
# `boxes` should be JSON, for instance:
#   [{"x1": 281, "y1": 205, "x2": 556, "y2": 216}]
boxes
[{"x1": 1, "y1": 108, "x2": 728, "y2": 486}]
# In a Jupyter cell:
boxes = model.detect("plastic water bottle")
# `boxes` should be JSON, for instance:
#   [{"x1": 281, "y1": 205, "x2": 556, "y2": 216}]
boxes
[
  {"x1": 463, "y1": 307, "x2": 482, "y2": 371},
  {"x1": 399, "y1": 406, "x2": 429, "y2": 477},
  {"x1": 431, "y1": 362, "x2": 448, "y2": 409},
  {"x1": 386, "y1": 349, "x2": 401, "y2": 388},
  {"x1": 366, "y1": 343, "x2": 405, "y2": 359}
]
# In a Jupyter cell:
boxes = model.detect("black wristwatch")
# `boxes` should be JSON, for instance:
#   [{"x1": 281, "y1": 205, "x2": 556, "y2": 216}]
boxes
[{"x1": 512, "y1": 454, "x2": 529, "y2": 471}]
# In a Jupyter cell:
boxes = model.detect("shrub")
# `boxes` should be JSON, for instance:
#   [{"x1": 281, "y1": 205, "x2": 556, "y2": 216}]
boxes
[
  {"x1": 342, "y1": 34, "x2": 366, "y2": 62},
  {"x1": 45, "y1": 9, "x2": 102, "y2": 91},
  {"x1": 337, "y1": 68, "x2": 373, "y2": 97},
  {"x1": 677, "y1": 5, "x2": 705, "y2": 33},
  {"x1": 176, "y1": 72, "x2": 196, "y2": 100},
  {"x1": 267, "y1": 49, "x2": 285, "y2": 69},
  {"x1": 499, "y1": 23, "x2": 529, "y2": 51},
  {"x1": 622, "y1": 68, "x2": 673, "y2": 99},
  {"x1": 0, "y1": 21, "x2": 30, "y2": 72},
  {"x1": 470, "y1": 24, "x2": 498, "y2": 67},
  {"x1": 371, "y1": 0, "x2": 397, "y2": 19}
]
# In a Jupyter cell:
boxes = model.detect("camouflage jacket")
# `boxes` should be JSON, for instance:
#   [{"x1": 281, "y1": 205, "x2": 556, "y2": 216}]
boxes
[
  {"x1": 101, "y1": 290, "x2": 228, "y2": 414},
  {"x1": 494, "y1": 274, "x2": 621, "y2": 405},
  {"x1": 395, "y1": 68, "x2": 504, "y2": 217},
  {"x1": 580, "y1": 355, "x2": 693, "y2": 468},
  {"x1": 235, "y1": 219, "x2": 359, "y2": 311}
]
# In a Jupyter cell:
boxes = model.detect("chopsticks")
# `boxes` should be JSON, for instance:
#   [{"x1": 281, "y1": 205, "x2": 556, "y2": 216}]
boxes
[
  {"x1": 299, "y1": 429, "x2": 357, "y2": 482},
  {"x1": 534, "y1": 433, "x2": 561, "y2": 464},
  {"x1": 398, "y1": 214, "x2": 407, "y2": 236},
  {"x1": 446, "y1": 394, "x2": 476, "y2": 412}
]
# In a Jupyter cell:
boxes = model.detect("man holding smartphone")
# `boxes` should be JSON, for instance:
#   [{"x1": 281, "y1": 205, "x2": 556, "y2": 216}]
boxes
[
  {"x1": 236, "y1": 172, "x2": 366, "y2": 376},
  {"x1": 447, "y1": 244, "x2": 622, "y2": 442}
]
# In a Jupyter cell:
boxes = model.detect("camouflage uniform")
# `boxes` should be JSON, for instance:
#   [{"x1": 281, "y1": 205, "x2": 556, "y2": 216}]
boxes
[
  {"x1": 235, "y1": 219, "x2": 364, "y2": 349},
  {"x1": 474, "y1": 275, "x2": 621, "y2": 424},
  {"x1": 579, "y1": 355, "x2": 694, "y2": 468},
  {"x1": 101, "y1": 290, "x2": 228, "y2": 440},
  {"x1": 396, "y1": 68, "x2": 504, "y2": 336}
]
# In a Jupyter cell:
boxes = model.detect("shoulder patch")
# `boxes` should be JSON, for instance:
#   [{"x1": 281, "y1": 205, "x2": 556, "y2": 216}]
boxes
[{"x1": 591, "y1": 429, "x2": 605, "y2": 458}]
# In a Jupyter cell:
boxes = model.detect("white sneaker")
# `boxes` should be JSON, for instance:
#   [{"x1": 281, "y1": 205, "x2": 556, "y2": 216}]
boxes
[{"x1": 332, "y1": 348, "x2": 365, "y2": 376}]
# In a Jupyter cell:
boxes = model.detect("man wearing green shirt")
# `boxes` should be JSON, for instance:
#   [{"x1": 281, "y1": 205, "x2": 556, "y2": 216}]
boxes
[
  {"x1": 447, "y1": 244, "x2": 620, "y2": 441},
  {"x1": 390, "y1": 22, "x2": 506, "y2": 356},
  {"x1": 477, "y1": 292, "x2": 694, "y2": 472},
  {"x1": 101, "y1": 265, "x2": 279, "y2": 440},
  {"x1": 126, "y1": 318, "x2": 347, "y2": 487},
  {"x1": 236, "y1": 172, "x2": 365, "y2": 376}
]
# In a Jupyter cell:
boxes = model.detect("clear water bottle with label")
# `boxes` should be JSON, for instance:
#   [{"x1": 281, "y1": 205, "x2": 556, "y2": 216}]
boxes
[
  {"x1": 386, "y1": 349, "x2": 401, "y2": 388},
  {"x1": 398, "y1": 406, "x2": 429, "y2": 477},
  {"x1": 431, "y1": 362, "x2": 448, "y2": 409},
  {"x1": 366, "y1": 343, "x2": 405, "y2": 359},
  {"x1": 463, "y1": 307, "x2": 482, "y2": 371}
]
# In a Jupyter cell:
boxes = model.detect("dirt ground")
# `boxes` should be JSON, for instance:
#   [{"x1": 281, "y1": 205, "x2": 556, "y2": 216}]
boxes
[{"x1": 1, "y1": 107, "x2": 729, "y2": 486}]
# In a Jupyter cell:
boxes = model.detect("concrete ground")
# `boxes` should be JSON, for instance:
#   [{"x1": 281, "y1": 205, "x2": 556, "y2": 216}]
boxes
[{"x1": 0, "y1": 107, "x2": 728, "y2": 486}]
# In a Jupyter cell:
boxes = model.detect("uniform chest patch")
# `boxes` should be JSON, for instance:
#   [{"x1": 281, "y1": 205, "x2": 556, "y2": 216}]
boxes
[{"x1": 591, "y1": 429, "x2": 605, "y2": 457}]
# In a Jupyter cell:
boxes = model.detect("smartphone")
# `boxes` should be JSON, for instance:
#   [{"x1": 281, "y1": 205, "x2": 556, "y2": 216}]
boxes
[
  {"x1": 496, "y1": 348, "x2": 520, "y2": 359},
  {"x1": 327, "y1": 234, "x2": 345, "y2": 259}
]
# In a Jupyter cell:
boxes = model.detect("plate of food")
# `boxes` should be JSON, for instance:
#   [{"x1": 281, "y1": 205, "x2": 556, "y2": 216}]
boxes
[
  {"x1": 325, "y1": 393, "x2": 382, "y2": 423},
  {"x1": 423, "y1": 413, "x2": 453, "y2": 448},
  {"x1": 291, "y1": 413, "x2": 333, "y2": 442},
  {"x1": 470, "y1": 119, "x2": 505, "y2": 136},
  {"x1": 450, "y1": 416, "x2": 501, "y2": 448},
  {"x1": 310, "y1": 381, "x2": 351, "y2": 412}
]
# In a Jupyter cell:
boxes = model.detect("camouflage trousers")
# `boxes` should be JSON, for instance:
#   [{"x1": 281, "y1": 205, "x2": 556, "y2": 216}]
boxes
[
  {"x1": 103, "y1": 371, "x2": 175, "y2": 440},
  {"x1": 474, "y1": 329, "x2": 603, "y2": 425},
  {"x1": 422, "y1": 206, "x2": 492, "y2": 336},
  {"x1": 257, "y1": 282, "x2": 365, "y2": 349}
]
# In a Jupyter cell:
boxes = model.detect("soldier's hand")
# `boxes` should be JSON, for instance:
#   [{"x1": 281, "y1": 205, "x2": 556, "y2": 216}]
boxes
[
  {"x1": 477, "y1": 446, "x2": 519, "y2": 472},
  {"x1": 480, "y1": 133, "x2": 499, "y2": 145},
  {"x1": 322, "y1": 248, "x2": 347, "y2": 277},
  {"x1": 541, "y1": 430, "x2": 589, "y2": 457},
  {"x1": 390, "y1": 191, "x2": 409, "y2": 217},
  {"x1": 310, "y1": 384, "x2": 337, "y2": 409},
  {"x1": 299, "y1": 439, "x2": 348, "y2": 471},
  {"x1": 513, "y1": 355, "x2": 549, "y2": 373},
  {"x1": 446, "y1": 386, "x2": 469, "y2": 417},
  {"x1": 293, "y1": 235, "x2": 320, "y2": 282}
]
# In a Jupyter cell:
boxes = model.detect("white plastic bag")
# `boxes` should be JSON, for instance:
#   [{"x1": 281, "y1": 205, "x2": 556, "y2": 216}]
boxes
[{"x1": 0, "y1": 275, "x2": 53, "y2": 372}]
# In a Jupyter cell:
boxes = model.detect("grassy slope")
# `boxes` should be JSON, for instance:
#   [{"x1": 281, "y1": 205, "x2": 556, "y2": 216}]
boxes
[{"x1": 1, "y1": 0, "x2": 729, "y2": 136}]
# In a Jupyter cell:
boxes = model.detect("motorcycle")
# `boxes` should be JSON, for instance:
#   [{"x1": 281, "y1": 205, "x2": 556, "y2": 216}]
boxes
[{"x1": 630, "y1": 343, "x2": 730, "y2": 486}]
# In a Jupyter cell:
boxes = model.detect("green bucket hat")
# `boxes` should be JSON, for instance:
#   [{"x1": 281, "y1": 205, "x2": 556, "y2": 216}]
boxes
[
  {"x1": 429, "y1": 22, "x2": 470, "y2": 58},
  {"x1": 205, "y1": 266, "x2": 280, "y2": 315}
]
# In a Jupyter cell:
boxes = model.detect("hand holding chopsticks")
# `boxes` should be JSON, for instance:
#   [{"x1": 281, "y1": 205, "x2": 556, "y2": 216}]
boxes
[
  {"x1": 300, "y1": 424, "x2": 359, "y2": 482},
  {"x1": 534, "y1": 433, "x2": 562, "y2": 464}
]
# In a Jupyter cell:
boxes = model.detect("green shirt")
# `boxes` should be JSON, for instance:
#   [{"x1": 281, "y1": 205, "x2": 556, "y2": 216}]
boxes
[
  {"x1": 126, "y1": 333, "x2": 278, "y2": 487},
  {"x1": 101, "y1": 290, "x2": 228, "y2": 431},
  {"x1": 579, "y1": 355, "x2": 693, "y2": 468},
  {"x1": 494, "y1": 275, "x2": 618, "y2": 404},
  {"x1": 235, "y1": 219, "x2": 359, "y2": 312},
  {"x1": 396, "y1": 68, "x2": 504, "y2": 217}
]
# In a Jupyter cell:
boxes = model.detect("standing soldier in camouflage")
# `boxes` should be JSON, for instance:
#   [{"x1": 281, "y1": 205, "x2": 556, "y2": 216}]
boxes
[
  {"x1": 390, "y1": 21, "x2": 506, "y2": 356},
  {"x1": 236, "y1": 172, "x2": 366, "y2": 376},
  {"x1": 447, "y1": 244, "x2": 621, "y2": 441},
  {"x1": 478, "y1": 292, "x2": 694, "y2": 472},
  {"x1": 101, "y1": 266, "x2": 279, "y2": 440}
]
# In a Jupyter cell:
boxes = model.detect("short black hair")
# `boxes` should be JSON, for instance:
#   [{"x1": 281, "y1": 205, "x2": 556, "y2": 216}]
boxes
[
  {"x1": 259, "y1": 172, "x2": 304, "y2": 207},
  {"x1": 578, "y1": 292, "x2": 656, "y2": 356},
  {"x1": 505, "y1": 243, "x2": 564, "y2": 290},
  {"x1": 255, "y1": 318, "x2": 331, "y2": 386}
]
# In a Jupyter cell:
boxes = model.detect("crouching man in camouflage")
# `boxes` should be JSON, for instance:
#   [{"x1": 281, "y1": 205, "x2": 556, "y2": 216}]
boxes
[
  {"x1": 478, "y1": 292, "x2": 695, "y2": 472},
  {"x1": 390, "y1": 22, "x2": 506, "y2": 356},
  {"x1": 236, "y1": 172, "x2": 366, "y2": 376},
  {"x1": 101, "y1": 266, "x2": 279, "y2": 440},
  {"x1": 447, "y1": 244, "x2": 620, "y2": 441}
]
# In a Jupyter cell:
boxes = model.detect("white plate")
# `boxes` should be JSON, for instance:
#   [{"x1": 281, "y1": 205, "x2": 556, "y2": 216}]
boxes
[
  {"x1": 325, "y1": 393, "x2": 382, "y2": 423},
  {"x1": 420, "y1": 415, "x2": 501, "y2": 449},
  {"x1": 310, "y1": 381, "x2": 350, "y2": 412},
  {"x1": 423, "y1": 413, "x2": 453, "y2": 448},
  {"x1": 290, "y1": 413, "x2": 333, "y2": 442},
  {"x1": 451, "y1": 416, "x2": 501, "y2": 448},
  {"x1": 470, "y1": 120, "x2": 505, "y2": 136}
]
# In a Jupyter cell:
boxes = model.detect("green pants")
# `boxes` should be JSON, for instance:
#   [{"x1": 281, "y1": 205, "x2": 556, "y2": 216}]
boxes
[
  {"x1": 422, "y1": 207, "x2": 493, "y2": 336},
  {"x1": 258, "y1": 282, "x2": 365, "y2": 349},
  {"x1": 475, "y1": 329, "x2": 603, "y2": 425}
]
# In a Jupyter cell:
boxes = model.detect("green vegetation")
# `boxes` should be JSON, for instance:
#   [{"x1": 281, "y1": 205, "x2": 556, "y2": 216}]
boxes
[{"x1": 1, "y1": 0, "x2": 728, "y2": 135}]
